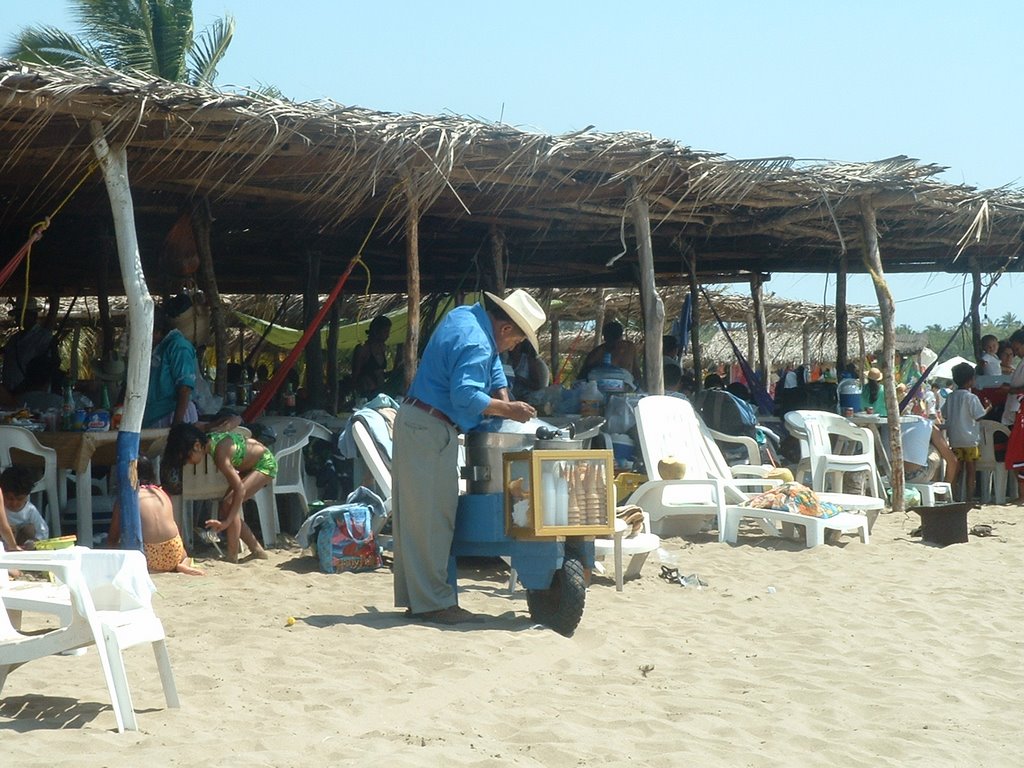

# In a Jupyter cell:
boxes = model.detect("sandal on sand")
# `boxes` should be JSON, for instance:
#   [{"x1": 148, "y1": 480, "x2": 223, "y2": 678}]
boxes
[
  {"x1": 970, "y1": 524, "x2": 994, "y2": 537},
  {"x1": 194, "y1": 527, "x2": 224, "y2": 558},
  {"x1": 659, "y1": 565, "x2": 707, "y2": 588}
]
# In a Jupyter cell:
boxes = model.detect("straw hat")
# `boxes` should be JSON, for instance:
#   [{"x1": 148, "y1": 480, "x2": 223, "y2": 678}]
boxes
[
  {"x1": 484, "y1": 290, "x2": 546, "y2": 353},
  {"x1": 866, "y1": 367, "x2": 883, "y2": 381},
  {"x1": 8, "y1": 296, "x2": 44, "y2": 315}
]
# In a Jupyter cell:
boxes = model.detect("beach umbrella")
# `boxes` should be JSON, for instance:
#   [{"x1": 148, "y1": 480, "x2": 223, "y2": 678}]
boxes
[{"x1": 928, "y1": 355, "x2": 973, "y2": 381}]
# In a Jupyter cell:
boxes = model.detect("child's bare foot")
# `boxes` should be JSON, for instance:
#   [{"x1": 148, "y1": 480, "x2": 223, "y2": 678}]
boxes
[
  {"x1": 176, "y1": 558, "x2": 205, "y2": 576},
  {"x1": 249, "y1": 547, "x2": 269, "y2": 561}
]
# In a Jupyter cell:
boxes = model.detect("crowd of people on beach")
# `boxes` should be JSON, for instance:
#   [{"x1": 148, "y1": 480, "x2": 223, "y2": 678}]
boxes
[{"x1": 3, "y1": 288, "x2": 1024, "y2": 606}]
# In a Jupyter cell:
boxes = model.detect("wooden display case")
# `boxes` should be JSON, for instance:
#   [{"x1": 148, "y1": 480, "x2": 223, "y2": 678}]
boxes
[{"x1": 503, "y1": 449, "x2": 615, "y2": 538}]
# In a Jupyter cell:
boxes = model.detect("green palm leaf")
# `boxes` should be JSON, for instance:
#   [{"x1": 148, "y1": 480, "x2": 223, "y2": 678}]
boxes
[
  {"x1": 7, "y1": 25, "x2": 105, "y2": 67},
  {"x1": 187, "y1": 14, "x2": 234, "y2": 87},
  {"x1": 7, "y1": 0, "x2": 233, "y2": 87}
]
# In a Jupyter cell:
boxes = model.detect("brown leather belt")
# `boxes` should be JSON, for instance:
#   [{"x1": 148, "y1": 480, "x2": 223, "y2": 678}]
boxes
[{"x1": 405, "y1": 397, "x2": 458, "y2": 431}]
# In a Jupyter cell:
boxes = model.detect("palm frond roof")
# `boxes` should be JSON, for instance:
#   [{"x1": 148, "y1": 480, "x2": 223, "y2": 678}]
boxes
[{"x1": 2, "y1": 59, "x2": 1023, "y2": 297}]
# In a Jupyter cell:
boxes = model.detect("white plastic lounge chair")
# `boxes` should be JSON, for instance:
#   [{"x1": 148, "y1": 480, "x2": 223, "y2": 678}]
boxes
[
  {"x1": 632, "y1": 396, "x2": 871, "y2": 547},
  {"x1": 351, "y1": 420, "x2": 393, "y2": 527},
  {"x1": 593, "y1": 509, "x2": 661, "y2": 591},
  {"x1": 0, "y1": 548, "x2": 179, "y2": 733}
]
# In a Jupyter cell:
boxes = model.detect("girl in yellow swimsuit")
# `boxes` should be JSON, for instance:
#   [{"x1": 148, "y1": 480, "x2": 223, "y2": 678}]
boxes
[{"x1": 165, "y1": 423, "x2": 277, "y2": 563}]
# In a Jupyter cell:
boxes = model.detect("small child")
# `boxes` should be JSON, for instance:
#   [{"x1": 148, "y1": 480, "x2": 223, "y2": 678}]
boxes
[
  {"x1": 941, "y1": 362, "x2": 989, "y2": 502},
  {"x1": 164, "y1": 423, "x2": 276, "y2": 563},
  {"x1": 0, "y1": 465, "x2": 49, "y2": 549},
  {"x1": 108, "y1": 456, "x2": 203, "y2": 576}
]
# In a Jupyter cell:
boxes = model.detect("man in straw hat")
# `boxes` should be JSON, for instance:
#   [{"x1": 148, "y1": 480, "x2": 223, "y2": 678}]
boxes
[{"x1": 393, "y1": 290, "x2": 546, "y2": 625}]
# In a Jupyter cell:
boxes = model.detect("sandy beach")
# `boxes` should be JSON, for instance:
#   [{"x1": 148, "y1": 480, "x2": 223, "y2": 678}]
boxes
[{"x1": 2, "y1": 503, "x2": 1022, "y2": 767}]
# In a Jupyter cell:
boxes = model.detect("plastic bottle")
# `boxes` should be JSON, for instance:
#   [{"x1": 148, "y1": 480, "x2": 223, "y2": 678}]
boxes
[
  {"x1": 100, "y1": 384, "x2": 111, "y2": 411},
  {"x1": 579, "y1": 380, "x2": 603, "y2": 417},
  {"x1": 283, "y1": 382, "x2": 297, "y2": 415},
  {"x1": 61, "y1": 383, "x2": 75, "y2": 431},
  {"x1": 112, "y1": 404, "x2": 124, "y2": 431},
  {"x1": 588, "y1": 352, "x2": 634, "y2": 395},
  {"x1": 838, "y1": 378, "x2": 862, "y2": 414}
]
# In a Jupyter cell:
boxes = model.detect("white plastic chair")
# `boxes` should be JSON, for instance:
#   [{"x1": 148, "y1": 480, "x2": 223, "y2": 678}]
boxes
[
  {"x1": 976, "y1": 420, "x2": 1015, "y2": 504},
  {"x1": 0, "y1": 541, "x2": 72, "y2": 628},
  {"x1": 0, "y1": 425, "x2": 63, "y2": 537},
  {"x1": 254, "y1": 417, "x2": 317, "y2": 513},
  {"x1": 633, "y1": 396, "x2": 873, "y2": 547},
  {"x1": 787, "y1": 410, "x2": 882, "y2": 498},
  {"x1": 170, "y1": 433, "x2": 279, "y2": 548},
  {"x1": 593, "y1": 509, "x2": 661, "y2": 591},
  {"x1": 0, "y1": 548, "x2": 179, "y2": 733}
]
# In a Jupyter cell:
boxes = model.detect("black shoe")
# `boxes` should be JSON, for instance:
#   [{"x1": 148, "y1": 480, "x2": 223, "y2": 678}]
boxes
[{"x1": 411, "y1": 606, "x2": 487, "y2": 625}]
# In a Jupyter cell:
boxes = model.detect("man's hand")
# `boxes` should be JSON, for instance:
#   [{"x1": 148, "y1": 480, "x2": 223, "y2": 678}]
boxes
[
  {"x1": 504, "y1": 400, "x2": 536, "y2": 423},
  {"x1": 205, "y1": 518, "x2": 228, "y2": 533}
]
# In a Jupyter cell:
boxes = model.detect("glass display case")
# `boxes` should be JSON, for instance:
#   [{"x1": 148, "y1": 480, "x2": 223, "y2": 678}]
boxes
[{"x1": 502, "y1": 450, "x2": 615, "y2": 538}]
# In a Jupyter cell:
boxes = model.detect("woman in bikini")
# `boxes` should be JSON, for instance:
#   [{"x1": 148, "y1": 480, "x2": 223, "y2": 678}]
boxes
[{"x1": 164, "y1": 423, "x2": 277, "y2": 563}]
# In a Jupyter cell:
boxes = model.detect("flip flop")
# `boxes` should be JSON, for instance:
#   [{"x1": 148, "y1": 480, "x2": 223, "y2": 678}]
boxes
[{"x1": 970, "y1": 524, "x2": 994, "y2": 537}]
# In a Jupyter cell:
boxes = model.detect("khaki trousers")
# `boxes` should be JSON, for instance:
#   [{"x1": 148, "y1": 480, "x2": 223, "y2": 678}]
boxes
[{"x1": 392, "y1": 403, "x2": 460, "y2": 613}]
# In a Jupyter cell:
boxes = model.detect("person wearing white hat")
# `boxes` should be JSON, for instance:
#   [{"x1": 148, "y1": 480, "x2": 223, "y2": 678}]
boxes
[
  {"x1": 392, "y1": 290, "x2": 546, "y2": 626},
  {"x1": 2, "y1": 296, "x2": 52, "y2": 392}
]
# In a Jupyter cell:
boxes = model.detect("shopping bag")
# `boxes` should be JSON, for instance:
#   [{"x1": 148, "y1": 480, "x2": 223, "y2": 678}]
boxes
[{"x1": 315, "y1": 505, "x2": 382, "y2": 574}]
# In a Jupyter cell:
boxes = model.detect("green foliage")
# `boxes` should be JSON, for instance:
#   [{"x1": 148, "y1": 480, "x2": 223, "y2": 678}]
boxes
[{"x1": 7, "y1": 0, "x2": 234, "y2": 87}]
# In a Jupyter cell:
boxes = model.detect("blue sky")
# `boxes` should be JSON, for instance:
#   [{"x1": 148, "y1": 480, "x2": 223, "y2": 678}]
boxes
[{"x1": 3, "y1": 1, "x2": 1022, "y2": 330}]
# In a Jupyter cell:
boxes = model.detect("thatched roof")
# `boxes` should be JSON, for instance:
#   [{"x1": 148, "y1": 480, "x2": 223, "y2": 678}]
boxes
[{"x1": 2, "y1": 60, "x2": 1024, "y2": 299}]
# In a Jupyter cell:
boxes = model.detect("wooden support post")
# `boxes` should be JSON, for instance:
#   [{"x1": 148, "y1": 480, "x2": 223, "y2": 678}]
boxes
[
  {"x1": 191, "y1": 198, "x2": 228, "y2": 398},
  {"x1": 91, "y1": 121, "x2": 153, "y2": 551},
  {"x1": 404, "y1": 174, "x2": 421, "y2": 391},
  {"x1": 304, "y1": 249, "x2": 324, "y2": 410},
  {"x1": 594, "y1": 288, "x2": 607, "y2": 347},
  {"x1": 857, "y1": 324, "x2": 866, "y2": 383},
  {"x1": 836, "y1": 252, "x2": 849, "y2": 374},
  {"x1": 550, "y1": 316, "x2": 560, "y2": 383},
  {"x1": 97, "y1": 236, "x2": 114, "y2": 357},
  {"x1": 745, "y1": 312, "x2": 755, "y2": 371},
  {"x1": 327, "y1": 301, "x2": 339, "y2": 412},
  {"x1": 628, "y1": 180, "x2": 665, "y2": 395},
  {"x1": 488, "y1": 225, "x2": 507, "y2": 296},
  {"x1": 751, "y1": 275, "x2": 768, "y2": 386},
  {"x1": 970, "y1": 255, "x2": 983, "y2": 362},
  {"x1": 860, "y1": 196, "x2": 903, "y2": 513},
  {"x1": 689, "y1": 259, "x2": 702, "y2": 392}
]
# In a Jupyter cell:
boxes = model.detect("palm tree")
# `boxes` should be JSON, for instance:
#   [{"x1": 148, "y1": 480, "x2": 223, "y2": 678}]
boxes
[
  {"x1": 998, "y1": 312, "x2": 1021, "y2": 331},
  {"x1": 7, "y1": 0, "x2": 234, "y2": 88}
]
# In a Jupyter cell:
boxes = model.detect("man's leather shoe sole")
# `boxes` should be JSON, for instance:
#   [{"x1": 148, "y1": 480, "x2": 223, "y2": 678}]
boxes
[{"x1": 411, "y1": 606, "x2": 487, "y2": 625}]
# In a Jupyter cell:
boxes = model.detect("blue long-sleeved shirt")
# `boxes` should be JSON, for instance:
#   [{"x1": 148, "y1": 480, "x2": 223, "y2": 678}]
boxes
[{"x1": 406, "y1": 303, "x2": 507, "y2": 432}]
